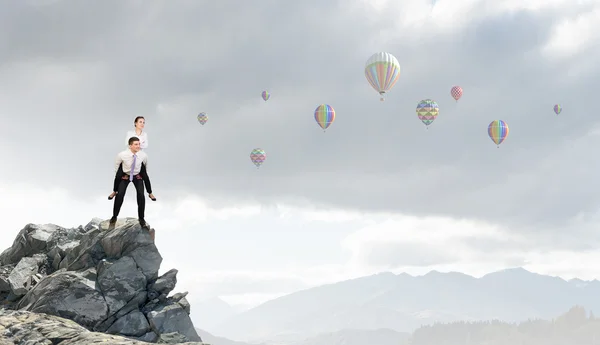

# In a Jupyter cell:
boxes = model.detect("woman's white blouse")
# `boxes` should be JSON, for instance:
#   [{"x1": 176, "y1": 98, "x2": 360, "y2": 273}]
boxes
[{"x1": 125, "y1": 130, "x2": 148, "y2": 149}]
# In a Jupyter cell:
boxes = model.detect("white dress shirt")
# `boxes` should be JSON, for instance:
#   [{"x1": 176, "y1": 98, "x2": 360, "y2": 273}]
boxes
[
  {"x1": 115, "y1": 149, "x2": 148, "y2": 175},
  {"x1": 126, "y1": 130, "x2": 148, "y2": 149}
]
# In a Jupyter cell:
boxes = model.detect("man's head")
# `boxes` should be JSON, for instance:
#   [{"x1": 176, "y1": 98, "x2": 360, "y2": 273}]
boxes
[{"x1": 128, "y1": 137, "x2": 141, "y2": 152}]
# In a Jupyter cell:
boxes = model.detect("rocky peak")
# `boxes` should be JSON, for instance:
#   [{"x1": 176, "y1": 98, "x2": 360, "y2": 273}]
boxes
[{"x1": 0, "y1": 217, "x2": 206, "y2": 344}]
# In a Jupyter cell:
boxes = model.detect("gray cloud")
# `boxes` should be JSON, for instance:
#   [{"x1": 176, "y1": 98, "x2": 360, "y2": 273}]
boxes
[{"x1": 1, "y1": 0, "x2": 599, "y2": 238}]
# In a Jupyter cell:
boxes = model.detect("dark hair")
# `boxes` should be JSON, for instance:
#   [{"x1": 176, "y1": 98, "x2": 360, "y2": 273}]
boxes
[
  {"x1": 134, "y1": 116, "x2": 145, "y2": 125},
  {"x1": 128, "y1": 137, "x2": 140, "y2": 146}
]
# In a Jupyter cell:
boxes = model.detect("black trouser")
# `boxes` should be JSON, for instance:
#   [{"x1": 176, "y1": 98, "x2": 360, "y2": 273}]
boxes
[
  {"x1": 112, "y1": 178, "x2": 145, "y2": 220},
  {"x1": 112, "y1": 163, "x2": 152, "y2": 193}
]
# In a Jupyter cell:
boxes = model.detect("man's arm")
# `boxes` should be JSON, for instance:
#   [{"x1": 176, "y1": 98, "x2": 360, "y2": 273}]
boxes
[
  {"x1": 142, "y1": 154, "x2": 148, "y2": 171},
  {"x1": 115, "y1": 153, "x2": 123, "y2": 173}
]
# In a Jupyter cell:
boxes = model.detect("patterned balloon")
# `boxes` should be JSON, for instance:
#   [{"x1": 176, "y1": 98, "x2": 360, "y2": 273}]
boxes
[
  {"x1": 488, "y1": 120, "x2": 509, "y2": 147},
  {"x1": 197, "y1": 112, "x2": 208, "y2": 125},
  {"x1": 416, "y1": 99, "x2": 439, "y2": 128},
  {"x1": 554, "y1": 104, "x2": 562, "y2": 115},
  {"x1": 450, "y1": 86, "x2": 463, "y2": 101},
  {"x1": 250, "y1": 148, "x2": 266, "y2": 168},
  {"x1": 364, "y1": 52, "x2": 401, "y2": 101},
  {"x1": 314, "y1": 104, "x2": 335, "y2": 131},
  {"x1": 262, "y1": 91, "x2": 270, "y2": 101}
]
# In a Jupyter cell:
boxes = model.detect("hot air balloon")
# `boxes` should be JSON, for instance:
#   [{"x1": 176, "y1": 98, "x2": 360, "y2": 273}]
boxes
[
  {"x1": 488, "y1": 120, "x2": 509, "y2": 148},
  {"x1": 364, "y1": 52, "x2": 401, "y2": 101},
  {"x1": 250, "y1": 148, "x2": 266, "y2": 168},
  {"x1": 554, "y1": 104, "x2": 562, "y2": 115},
  {"x1": 314, "y1": 104, "x2": 335, "y2": 131},
  {"x1": 416, "y1": 99, "x2": 439, "y2": 128},
  {"x1": 197, "y1": 112, "x2": 208, "y2": 125},
  {"x1": 262, "y1": 91, "x2": 270, "y2": 101},
  {"x1": 450, "y1": 86, "x2": 463, "y2": 101}
]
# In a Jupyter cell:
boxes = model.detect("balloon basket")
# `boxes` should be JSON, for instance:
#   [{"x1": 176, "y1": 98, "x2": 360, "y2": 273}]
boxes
[{"x1": 380, "y1": 97, "x2": 384, "y2": 101}]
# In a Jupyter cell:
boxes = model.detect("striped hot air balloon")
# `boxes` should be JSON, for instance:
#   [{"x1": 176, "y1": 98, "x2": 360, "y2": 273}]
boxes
[
  {"x1": 314, "y1": 104, "x2": 335, "y2": 131},
  {"x1": 488, "y1": 120, "x2": 509, "y2": 147},
  {"x1": 554, "y1": 104, "x2": 562, "y2": 115},
  {"x1": 364, "y1": 52, "x2": 401, "y2": 101},
  {"x1": 262, "y1": 91, "x2": 270, "y2": 101}
]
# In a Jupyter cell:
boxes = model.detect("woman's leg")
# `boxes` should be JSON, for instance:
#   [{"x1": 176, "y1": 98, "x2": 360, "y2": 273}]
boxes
[
  {"x1": 108, "y1": 163, "x2": 124, "y2": 200},
  {"x1": 140, "y1": 163, "x2": 156, "y2": 201}
]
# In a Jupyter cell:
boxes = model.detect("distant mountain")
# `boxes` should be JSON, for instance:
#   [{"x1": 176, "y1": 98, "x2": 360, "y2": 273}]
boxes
[
  {"x1": 212, "y1": 268, "x2": 600, "y2": 342},
  {"x1": 196, "y1": 328, "x2": 262, "y2": 345},
  {"x1": 197, "y1": 327, "x2": 410, "y2": 345},
  {"x1": 194, "y1": 297, "x2": 238, "y2": 330},
  {"x1": 294, "y1": 328, "x2": 410, "y2": 345}
]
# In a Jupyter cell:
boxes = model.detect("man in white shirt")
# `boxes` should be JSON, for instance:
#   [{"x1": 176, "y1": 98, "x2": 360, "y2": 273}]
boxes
[{"x1": 109, "y1": 137, "x2": 151, "y2": 229}]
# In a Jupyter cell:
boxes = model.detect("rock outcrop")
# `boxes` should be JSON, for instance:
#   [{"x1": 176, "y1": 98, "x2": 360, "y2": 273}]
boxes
[{"x1": 0, "y1": 217, "x2": 205, "y2": 344}]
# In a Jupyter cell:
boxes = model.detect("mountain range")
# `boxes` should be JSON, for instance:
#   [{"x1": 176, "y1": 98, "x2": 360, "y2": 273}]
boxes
[{"x1": 203, "y1": 267, "x2": 600, "y2": 343}]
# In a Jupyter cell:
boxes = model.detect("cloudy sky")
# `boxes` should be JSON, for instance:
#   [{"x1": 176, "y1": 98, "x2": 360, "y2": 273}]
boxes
[{"x1": 1, "y1": 0, "x2": 600, "y2": 325}]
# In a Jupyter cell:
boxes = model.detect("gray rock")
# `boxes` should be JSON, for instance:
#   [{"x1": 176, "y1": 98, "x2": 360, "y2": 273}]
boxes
[
  {"x1": 16, "y1": 268, "x2": 109, "y2": 329},
  {"x1": 150, "y1": 269, "x2": 178, "y2": 295},
  {"x1": 170, "y1": 291, "x2": 188, "y2": 302},
  {"x1": 116, "y1": 290, "x2": 148, "y2": 319},
  {"x1": 8, "y1": 256, "x2": 41, "y2": 296},
  {"x1": 99, "y1": 219, "x2": 162, "y2": 280},
  {"x1": 107, "y1": 310, "x2": 150, "y2": 337},
  {"x1": 97, "y1": 256, "x2": 147, "y2": 316},
  {"x1": 159, "y1": 332, "x2": 189, "y2": 343},
  {"x1": 0, "y1": 309, "x2": 207, "y2": 344},
  {"x1": 136, "y1": 331, "x2": 159, "y2": 342},
  {"x1": 0, "y1": 217, "x2": 203, "y2": 343},
  {"x1": 147, "y1": 303, "x2": 202, "y2": 342},
  {"x1": 178, "y1": 297, "x2": 191, "y2": 315},
  {"x1": 0, "y1": 223, "x2": 61, "y2": 265}
]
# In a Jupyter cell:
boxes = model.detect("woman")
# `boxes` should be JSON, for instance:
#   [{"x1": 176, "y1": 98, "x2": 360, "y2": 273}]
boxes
[{"x1": 108, "y1": 116, "x2": 156, "y2": 201}]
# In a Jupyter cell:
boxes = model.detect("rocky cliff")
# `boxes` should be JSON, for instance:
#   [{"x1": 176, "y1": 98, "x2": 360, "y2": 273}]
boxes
[{"x1": 0, "y1": 217, "x2": 205, "y2": 344}]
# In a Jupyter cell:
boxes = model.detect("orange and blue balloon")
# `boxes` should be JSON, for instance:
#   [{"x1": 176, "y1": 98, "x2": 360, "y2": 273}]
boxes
[
  {"x1": 488, "y1": 120, "x2": 509, "y2": 147},
  {"x1": 314, "y1": 104, "x2": 335, "y2": 131}
]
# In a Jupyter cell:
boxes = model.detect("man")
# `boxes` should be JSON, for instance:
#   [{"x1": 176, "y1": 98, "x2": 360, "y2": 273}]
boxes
[{"x1": 110, "y1": 137, "x2": 151, "y2": 229}]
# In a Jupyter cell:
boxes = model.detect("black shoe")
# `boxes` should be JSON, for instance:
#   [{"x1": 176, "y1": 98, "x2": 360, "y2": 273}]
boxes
[
  {"x1": 109, "y1": 217, "x2": 117, "y2": 224},
  {"x1": 139, "y1": 219, "x2": 148, "y2": 229}
]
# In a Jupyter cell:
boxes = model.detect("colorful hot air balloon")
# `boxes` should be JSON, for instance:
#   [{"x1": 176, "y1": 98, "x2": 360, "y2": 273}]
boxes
[
  {"x1": 416, "y1": 99, "x2": 439, "y2": 128},
  {"x1": 554, "y1": 104, "x2": 562, "y2": 115},
  {"x1": 488, "y1": 120, "x2": 509, "y2": 147},
  {"x1": 364, "y1": 52, "x2": 401, "y2": 101},
  {"x1": 250, "y1": 148, "x2": 266, "y2": 168},
  {"x1": 314, "y1": 104, "x2": 335, "y2": 131},
  {"x1": 197, "y1": 112, "x2": 208, "y2": 125},
  {"x1": 262, "y1": 91, "x2": 270, "y2": 101},
  {"x1": 451, "y1": 86, "x2": 463, "y2": 101}
]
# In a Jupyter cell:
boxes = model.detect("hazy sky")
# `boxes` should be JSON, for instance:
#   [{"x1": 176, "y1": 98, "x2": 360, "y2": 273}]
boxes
[{"x1": 1, "y1": 0, "x2": 600, "y2": 323}]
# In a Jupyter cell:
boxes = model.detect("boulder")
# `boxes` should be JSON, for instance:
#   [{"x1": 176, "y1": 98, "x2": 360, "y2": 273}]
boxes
[{"x1": 0, "y1": 217, "x2": 204, "y2": 343}]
